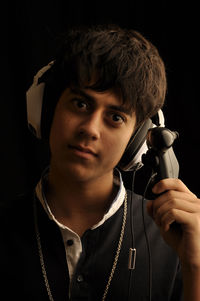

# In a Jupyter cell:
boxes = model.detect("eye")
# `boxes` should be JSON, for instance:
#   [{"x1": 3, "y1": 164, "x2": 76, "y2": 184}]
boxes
[
  {"x1": 73, "y1": 98, "x2": 88, "y2": 110},
  {"x1": 110, "y1": 113, "x2": 125, "y2": 124}
]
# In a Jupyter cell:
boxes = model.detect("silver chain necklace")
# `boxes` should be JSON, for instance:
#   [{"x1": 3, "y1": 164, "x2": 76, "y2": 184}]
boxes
[{"x1": 33, "y1": 192, "x2": 127, "y2": 301}]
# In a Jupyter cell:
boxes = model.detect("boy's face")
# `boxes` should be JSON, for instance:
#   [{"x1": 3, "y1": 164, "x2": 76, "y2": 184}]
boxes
[{"x1": 49, "y1": 87, "x2": 137, "y2": 183}]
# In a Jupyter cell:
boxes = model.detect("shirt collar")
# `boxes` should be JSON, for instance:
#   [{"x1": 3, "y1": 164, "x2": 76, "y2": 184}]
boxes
[{"x1": 35, "y1": 167, "x2": 126, "y2": 231}]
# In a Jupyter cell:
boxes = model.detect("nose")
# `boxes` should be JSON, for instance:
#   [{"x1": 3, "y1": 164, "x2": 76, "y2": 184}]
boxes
[{"x1": 78, "y1": 112, "x2": 101, "y2": 140}]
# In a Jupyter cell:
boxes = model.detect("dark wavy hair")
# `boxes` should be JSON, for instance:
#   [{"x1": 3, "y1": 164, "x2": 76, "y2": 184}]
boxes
[{"x1": 40, "y1": 24, "x2": 167, "y2": 138}]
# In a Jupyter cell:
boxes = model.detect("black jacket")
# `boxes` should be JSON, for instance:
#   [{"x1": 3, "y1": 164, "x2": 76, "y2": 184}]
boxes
[{"x1": 0, "y1": 190, "x2": 183, "y2": 300}]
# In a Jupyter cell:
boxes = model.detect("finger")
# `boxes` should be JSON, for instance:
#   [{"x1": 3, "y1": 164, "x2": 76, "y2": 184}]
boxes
[
  {"x1": 154, "y1": 198, "x2": 200, "y2": 228},
  {"x1": 152, "y1": 190, "x2": 199, "y2": 214},
  {"x1": 146, "y1": 200, "x2": 153, "y2": 218},
  {"x1": 158, "y1": 209, "x2": 200, "y2": 233},
  {"x1": 158, "y1": 208, "x2": 184, "y2": 232},
  {"x1": 152, "y1": 178, "x2": 197, "y2": 197}
]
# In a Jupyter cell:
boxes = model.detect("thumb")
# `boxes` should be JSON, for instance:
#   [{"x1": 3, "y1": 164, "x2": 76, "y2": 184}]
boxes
[{"x1": 146, "y1": 200, "x2": 153, "y2": 218}]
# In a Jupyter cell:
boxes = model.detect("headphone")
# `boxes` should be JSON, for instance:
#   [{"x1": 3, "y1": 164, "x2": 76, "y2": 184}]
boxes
[{"x1": 26, "y1": 62, "x2": 165, "y2": 172}]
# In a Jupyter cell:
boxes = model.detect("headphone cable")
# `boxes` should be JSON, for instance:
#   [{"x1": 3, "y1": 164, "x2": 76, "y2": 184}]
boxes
[
  {"x1": 142, "y1": 169, "x2": 157, "y2": 301},
  {"x1": 127, "y1": 164, "x2": 140, "y2": 300}
]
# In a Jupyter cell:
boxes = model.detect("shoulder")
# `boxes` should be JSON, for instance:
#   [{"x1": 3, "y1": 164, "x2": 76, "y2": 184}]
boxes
[
  {"x1": 126, "y1": 189, "x2": 147, "y2": 216},
  {"x1": 126, "y1": 189, "x2": 177, "y2": 256},
  {"x1": 126, "y1": 189, "x2": 143, "y2": 202}
]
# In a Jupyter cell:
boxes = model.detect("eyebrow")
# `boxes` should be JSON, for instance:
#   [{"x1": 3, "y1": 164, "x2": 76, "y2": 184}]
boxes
[{"x1": 70, "y1": 87, "x2": 132, "y2": 116}]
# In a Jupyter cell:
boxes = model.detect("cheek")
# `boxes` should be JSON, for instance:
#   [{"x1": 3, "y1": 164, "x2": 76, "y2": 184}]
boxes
[
  {"x1": 104, "y1": 132, "x2": 132, "y2": 163},
  {"x1": 49, "y1": 111, "x2": 71, "y2": 151}
]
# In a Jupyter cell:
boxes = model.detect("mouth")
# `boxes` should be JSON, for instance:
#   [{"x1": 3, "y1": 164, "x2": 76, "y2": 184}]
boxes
[{"x1": 68, "y1": 145, "x2": 98, "y2": 158}]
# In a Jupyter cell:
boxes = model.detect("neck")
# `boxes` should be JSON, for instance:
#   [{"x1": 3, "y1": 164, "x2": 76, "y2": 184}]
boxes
[{"x1": 44, "y1": 168, "x2": 117, "y2": 232}]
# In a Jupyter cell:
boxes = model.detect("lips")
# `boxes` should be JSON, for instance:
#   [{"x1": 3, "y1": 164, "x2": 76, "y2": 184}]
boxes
[{"x1": 68, "y1": 144, "x2": 98, "y2": 157}]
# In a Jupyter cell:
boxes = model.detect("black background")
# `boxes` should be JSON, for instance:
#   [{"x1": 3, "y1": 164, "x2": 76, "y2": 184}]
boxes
[{"x1": 1, "y1": 1, "x2": 199, "y2": 201}]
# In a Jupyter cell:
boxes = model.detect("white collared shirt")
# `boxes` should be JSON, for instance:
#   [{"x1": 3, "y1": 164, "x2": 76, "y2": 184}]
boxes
[{"x1": 35, "y1": 169, "x2": 126, "y2": 282}]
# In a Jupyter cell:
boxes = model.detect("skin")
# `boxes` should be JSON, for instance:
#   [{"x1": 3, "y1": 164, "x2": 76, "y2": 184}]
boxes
[
  {"x1": 147, "y1": 179, "x2": 200, "y2": 300},
  {"x1": 46, "y1": 86, "x2": 136, "y2": 235},
  {"x1": 46, "y1": 85, "x2": 200, "y2": 300}
]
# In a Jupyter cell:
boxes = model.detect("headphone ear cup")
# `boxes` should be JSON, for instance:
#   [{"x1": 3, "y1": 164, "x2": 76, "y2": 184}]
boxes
[
  {"x1": 26, "y1": 61, "x2": 55, "y2": 139},
  {"x1": 118, "y1": 118, "x2": 153, "y2": 171},
  {"x1": 26, "y1": 81, "x2": 45, "y2": 138}
]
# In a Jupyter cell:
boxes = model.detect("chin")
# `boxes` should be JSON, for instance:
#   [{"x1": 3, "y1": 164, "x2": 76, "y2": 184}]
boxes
[
  {"x1": 68, "y1": 166, "x2": 115, "y2": 186},
  {"x1": 51, "y1": 157, "x2": 114, "y2": 184},
  {"x1": 61, "y1": 163, "x2": 97, "y2": 182}
]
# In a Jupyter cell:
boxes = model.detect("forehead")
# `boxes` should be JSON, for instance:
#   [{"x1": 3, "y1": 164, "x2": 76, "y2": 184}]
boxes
[{"x1": 72, "y1": 86, "x2": 122, "y2": 103}]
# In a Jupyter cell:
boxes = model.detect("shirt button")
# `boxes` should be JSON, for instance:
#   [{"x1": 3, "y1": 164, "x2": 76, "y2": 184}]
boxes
[
  {"x1": 66, "y1": 239, "x2": 74, "y2": 246},
  {"x1": 77, "y1": 274, "x2": 84, "y2": 282}
]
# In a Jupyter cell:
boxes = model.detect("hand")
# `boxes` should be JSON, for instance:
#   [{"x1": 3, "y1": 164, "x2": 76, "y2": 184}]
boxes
[{"x1": 146, "y1": 178, "x2": 200, "y2": 268}]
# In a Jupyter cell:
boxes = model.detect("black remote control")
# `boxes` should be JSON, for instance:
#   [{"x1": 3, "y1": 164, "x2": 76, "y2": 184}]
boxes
[{"x1": 142, "y1": 127, "x2": 179, "y2": 199}]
